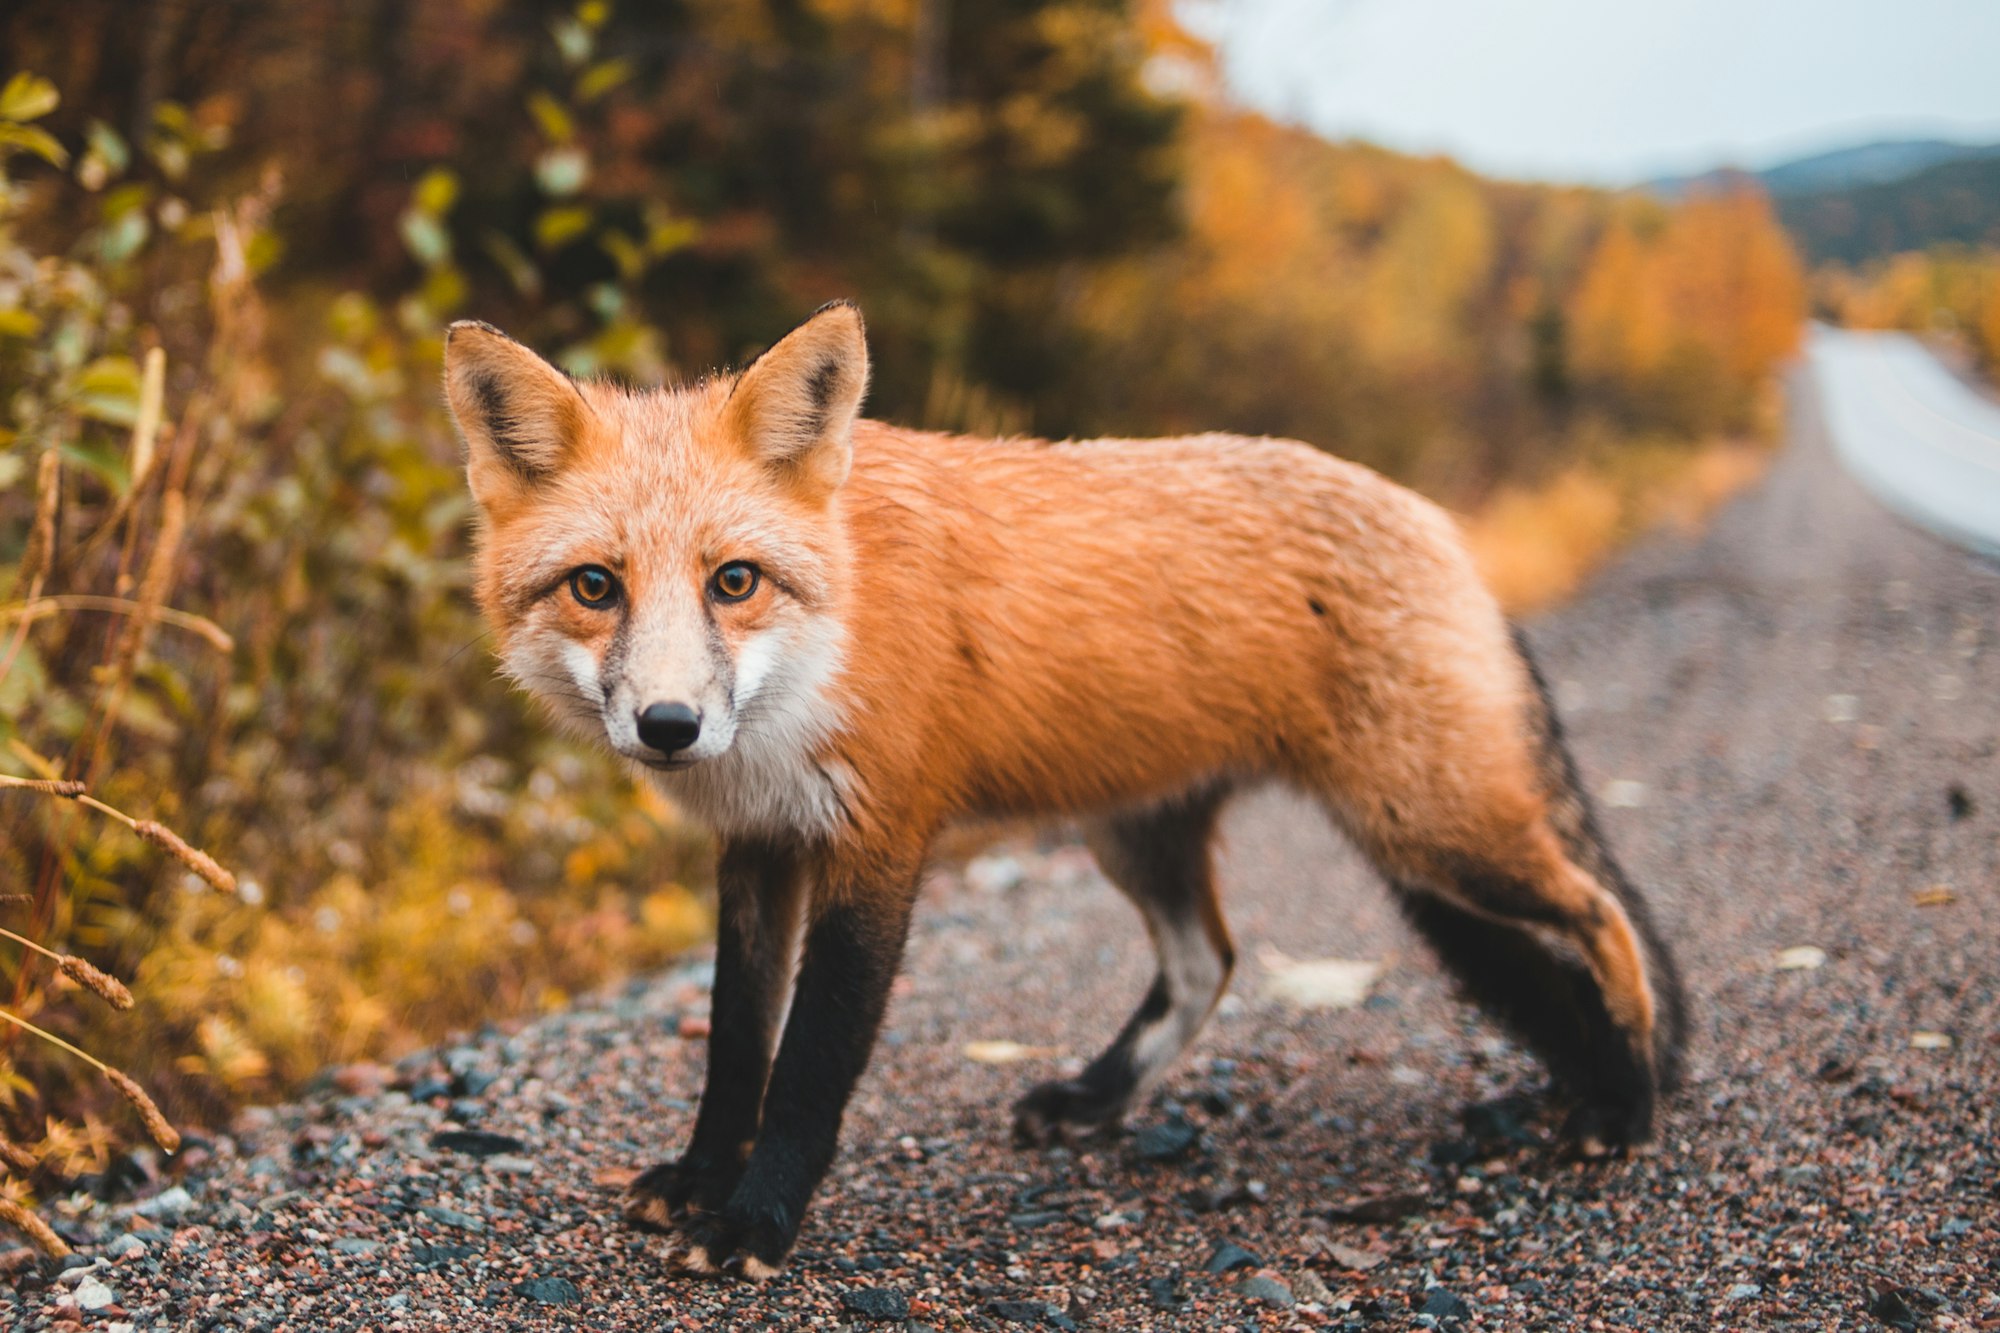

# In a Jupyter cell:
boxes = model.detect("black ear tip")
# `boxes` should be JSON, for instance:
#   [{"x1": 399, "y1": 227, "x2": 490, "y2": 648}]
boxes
[
  {"x1": 446, "y1": 319, "x2": 510, "y2": 345},
  {"x1": 811, "y1": 299, "x2": 865, "y2": 333}
]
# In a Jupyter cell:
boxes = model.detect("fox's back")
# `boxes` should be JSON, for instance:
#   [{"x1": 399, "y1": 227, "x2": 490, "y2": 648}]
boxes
[{"x1": 831, "y1": 423, "x2": 1519, "y2": 822}]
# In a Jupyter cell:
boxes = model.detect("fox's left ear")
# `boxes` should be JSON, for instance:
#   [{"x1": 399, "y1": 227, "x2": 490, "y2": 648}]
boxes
[
  {"x1": 726, "y1": 301, "x2": 869, "y2": 497},
  {"x1": 443, "y1": 321, "x2": 596, "y2": 507}
]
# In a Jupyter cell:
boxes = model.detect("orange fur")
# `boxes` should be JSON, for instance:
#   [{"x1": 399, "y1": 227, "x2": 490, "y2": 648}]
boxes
[{"x1": 444, "y1": 305, "x2": 1671, "y2": 1146}]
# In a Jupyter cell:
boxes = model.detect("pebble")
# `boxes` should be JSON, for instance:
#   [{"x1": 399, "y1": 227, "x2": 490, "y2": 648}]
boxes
[
  {"x1": 484, "y1": 1154, "x2": 538, "y2": 1175},
  {"x1": 514, "y1": 1276, "x2": 581, "y2": 1306},
  {"x1": 104, "y1": 1235, "x2": 147, "y2": 1261},
  {"x1": 133, "y1": 1185, "x2": 194, "y2": 1222},
  {"x1": 1239, "y1": 1275, "x2": 1295, "y2": 1307},
  {"x1": 431, "y1": 1130, "x2": 527, "y2": 1158},
  {"x1": 841, "y1": 1287, "x2": 911, "y2": 1320},
  {"x1": 73, "y1": 1277, "x2": 116, "y2": 1312},
  {"x1": 988, "y1": 1298, "x2": 1076, "y2": 1329},
  {"x1": 1205, "y1": 1241, "x2": 1260, "y2": 1274},
  {"x1": 1130, "y1": 1117, "x2": 1199, "y2": 1162},
  {"x1": 1418, "y1": 1288, "x2": 1471, "y2": 1323}
]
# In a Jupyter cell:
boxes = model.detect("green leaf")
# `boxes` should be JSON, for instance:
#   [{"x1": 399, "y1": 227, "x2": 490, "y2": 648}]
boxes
[
  {"x1": 599, "y1": 229, "x2": 645, "y2": 281},
  {"x1": 72, "y1": 354, "x2": 142, "y2": 427},
  {"x1": 399, "y1": 209, "x2": 452, "y2": 267},
  {"x1": 413, "y1": 167, "x2": 459, "y2": 218},
  {"x1": 0, "y1": 122, "x2": 68, "y2": 168},
  {"x1": 59, "y1": 436, "x2": 131, "y2": 491},
  {"x1": 0, "y1": 72, "x2": 60, "y2": 123},
  {"x1": 98, "y1": 207, "x2": 149, "y2": 263},
  {"x1": 527, "y1": 91, "x2": 575, "y2": 145},
  {"x1": 102, "y1": 181, "x2": 153, "y2": 219},
  {"x1": 645, "y1": 215, "x2": 701, "y2": 257},
  {"x1": 551, "y1": 19, "x2": 593, "y2": 67},
  {"x1": 534, "y1": 205, "x2": 593, "y2": 251},
  {"x1": 575, "y1": 58, "x2": 632, "y2": 104},
  {"x1": 84, "y1": 119, "x2": 129, "y2": 173},
  {"x1": 480, "y1": 232, "x2": 542, "y2": 299}
]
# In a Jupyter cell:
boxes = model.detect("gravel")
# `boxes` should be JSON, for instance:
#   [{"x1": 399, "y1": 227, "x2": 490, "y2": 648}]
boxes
[{"x1": 5, "y1": 387, "x2": 1998, "y2": 1328}]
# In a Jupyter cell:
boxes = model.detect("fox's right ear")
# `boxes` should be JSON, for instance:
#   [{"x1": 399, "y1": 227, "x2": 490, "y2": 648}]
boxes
[{"x1": 443, "y1": 321, "x2": 593, "y2": 503}]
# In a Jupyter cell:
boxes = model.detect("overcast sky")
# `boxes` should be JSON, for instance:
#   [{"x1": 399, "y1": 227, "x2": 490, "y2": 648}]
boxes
[{"x1": 1191, "y1": 0, "x2": 2000, "y2": 184}]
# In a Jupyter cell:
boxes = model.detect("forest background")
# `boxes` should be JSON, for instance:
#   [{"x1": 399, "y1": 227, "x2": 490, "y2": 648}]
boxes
[{"x1": 0, "y1": 0, "x2": 1818, "y2": 1205}]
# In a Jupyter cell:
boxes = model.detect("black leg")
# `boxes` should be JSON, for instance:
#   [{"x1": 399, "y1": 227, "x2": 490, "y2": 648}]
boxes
[
  {"x1": 678, "y1": 876, "x2": 916, "y2": 1278},
  {"x1": 1396, "y1": 887, "x2": 1656, "y2": 1147},
  {"x1": 1014, "y1": 787, "x2": 1233, "y2": 1143},
  {"x1": 626, "y1": 837, "x2": 804, "y2": 1231}
]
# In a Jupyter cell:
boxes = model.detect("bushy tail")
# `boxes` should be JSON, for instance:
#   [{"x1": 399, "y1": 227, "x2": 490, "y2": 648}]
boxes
[{"x1": 1508, "y1": 626, "x2": 1689, "y2": 1091}]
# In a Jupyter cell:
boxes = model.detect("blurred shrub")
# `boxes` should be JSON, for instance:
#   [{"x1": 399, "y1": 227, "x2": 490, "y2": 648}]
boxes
[
  {"x1": 1817, "y1": 245, "x2": 2000, "y2": 377},
  {"x1": 0, "y1": 61, "x2": 708, "y2": 1200},
  {"x1": 0, "y1": 0, "x2": 1808, "y2": 1211}
]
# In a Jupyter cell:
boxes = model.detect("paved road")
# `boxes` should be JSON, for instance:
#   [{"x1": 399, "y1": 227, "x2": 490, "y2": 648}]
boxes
[
  {"x1": 8, "y1": 380, "x2": 1999, "y2": 1329},
  {"x1": 1812, "y1": 325, "x2": 2000, "y2": 557}
]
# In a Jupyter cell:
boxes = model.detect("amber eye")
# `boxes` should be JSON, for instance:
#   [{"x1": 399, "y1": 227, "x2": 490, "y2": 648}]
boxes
[
  {"x1": 569, "y1": 565, "x2": 618, "y2": 608},
  {"x1": 712, "y1": 562, "x2": 759, "y2": 603}
]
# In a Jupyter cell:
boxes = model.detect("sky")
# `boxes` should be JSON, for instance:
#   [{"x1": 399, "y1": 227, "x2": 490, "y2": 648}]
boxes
[{"x1": 1192, "y1": 0, "x2": 2000, "y2": 185}]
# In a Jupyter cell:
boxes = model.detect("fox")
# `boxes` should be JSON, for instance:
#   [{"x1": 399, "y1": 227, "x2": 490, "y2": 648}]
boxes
[{"x1": 442, "y1": 302, "x2": 1687, "y2": 1280}]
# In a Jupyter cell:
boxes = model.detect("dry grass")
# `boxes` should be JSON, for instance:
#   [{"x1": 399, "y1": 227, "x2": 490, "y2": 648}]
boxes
[{"x1": 1464, "y1": 438, "x2": 1770, "y2": 613}]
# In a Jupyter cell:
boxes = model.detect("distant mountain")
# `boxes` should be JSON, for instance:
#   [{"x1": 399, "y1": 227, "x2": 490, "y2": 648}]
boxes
[
  {"x1": 1647, "y1": 139, "x2": 2000, "y2": 201},
  {"x1": 1776, "y1": 155, "x2": 2000, "y2": 266},
  {"x1": 1646, "y1": 140, "x2": 2000, "y2": 266}
]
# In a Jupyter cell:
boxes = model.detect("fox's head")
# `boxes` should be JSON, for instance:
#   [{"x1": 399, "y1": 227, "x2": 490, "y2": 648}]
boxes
[{"x1": 443, "y1": 304, "x2": 866, "y2": 792}]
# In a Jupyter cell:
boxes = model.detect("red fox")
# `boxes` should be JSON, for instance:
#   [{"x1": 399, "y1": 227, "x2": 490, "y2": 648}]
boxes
[{"x1": 444, "y1": 303, "x2": 1686, "y2": 1280}]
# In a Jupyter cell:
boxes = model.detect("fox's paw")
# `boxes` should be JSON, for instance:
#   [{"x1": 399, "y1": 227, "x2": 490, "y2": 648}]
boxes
[
  {"x1": 674, "y1": 1202, "x2": 792, "y2": 1282},
  {"x1": 1559, "y1": 1092, "x2": 1656, "y2": 1161},
  {"x1": 622, "y1": 1155, "x2": 740, "y2": 1233},
  {"x1": 1012, "y1": 1077, "x2": 1126, "y2": 1147}
]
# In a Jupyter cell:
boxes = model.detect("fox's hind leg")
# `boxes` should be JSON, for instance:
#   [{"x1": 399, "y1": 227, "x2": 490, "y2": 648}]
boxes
[
  {"x1": 1314, "y1": 636, "x2": 1684, "y2": 1152},
  {"x1": 1014, "y1": 785, "x2": 1233, "y2": 1144}
]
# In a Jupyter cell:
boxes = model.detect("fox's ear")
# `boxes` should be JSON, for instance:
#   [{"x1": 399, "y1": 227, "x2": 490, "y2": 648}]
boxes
[
  {"x1": 726, "y1": 301, "x2": 869, "y2": 496},
  {"x1": 443, "y1": 321, "x2": 594, "y2": 500}
]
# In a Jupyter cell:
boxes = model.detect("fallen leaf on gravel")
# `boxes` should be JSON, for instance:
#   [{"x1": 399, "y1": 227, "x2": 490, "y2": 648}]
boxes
[
  {"x1": 1313, "y1": 1239, "x2": 1387, "y2": 1271},
  {"x1": 1599, "y1": 779, "x2": 1648, "y2": 808},
  {"x1": 593, "y1": 1167, "x2": 639, "y2": 1190},
  {"x1": 962, "y1": 1040, "x2": 1059, "y2": 1064},
  {"x1": 1913, "y1": 885, "x2": 1955, "y2": 907},
  {"x1": 1324, "y1": 1191, "x2": 1428, "y2": 1223},
  {"x1": 1258, "y1": 949, "x2": 1382, "y2": 1010},
  {"x1": 1909, "y1": 1031, "x2": 1953, "y2": 1051},
  {"x1": 1772, "y1": 946, "x2": 1826, "y2": 971}
]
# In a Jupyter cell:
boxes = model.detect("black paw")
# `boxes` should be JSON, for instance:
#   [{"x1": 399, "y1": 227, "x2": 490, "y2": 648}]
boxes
[
  {"x1": 1559, "y1": 1093, "x2": 1655, "y2": 1159},
  {"x1": 1012, "y1": 1077, "x2": 1127, "y2": 1146},
  {"x1": 622, "y1": 1154, "x2": 741, "y2": 1233},
  {"x1": 675, "y1": 1201, "x2": 794, "y2": 1281}
]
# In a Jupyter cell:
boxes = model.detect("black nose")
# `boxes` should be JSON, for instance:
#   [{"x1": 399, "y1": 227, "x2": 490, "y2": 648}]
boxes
[{"x1": 636, "y1": 702, "x2": 702, "y2": 755}]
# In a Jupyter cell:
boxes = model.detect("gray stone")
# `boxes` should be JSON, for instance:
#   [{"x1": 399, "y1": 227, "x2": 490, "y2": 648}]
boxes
[
  {"x1": 135, "y1": 1184, "x2": 194, "y2": 1222},
  {"x1": 1241, "y1": 1275, "x2": 1295, "y2": 1308}
]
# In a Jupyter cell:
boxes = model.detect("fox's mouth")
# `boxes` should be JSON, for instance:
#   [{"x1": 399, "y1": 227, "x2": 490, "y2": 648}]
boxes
[{"x1": 634, "y1": 754, "x2": 698, "y2": 773}]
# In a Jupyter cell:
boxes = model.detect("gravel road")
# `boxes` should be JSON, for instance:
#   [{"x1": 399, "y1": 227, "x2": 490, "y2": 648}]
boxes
[{"x1": 7, "y1": 379, "x2": 1998, "y2": 1330}]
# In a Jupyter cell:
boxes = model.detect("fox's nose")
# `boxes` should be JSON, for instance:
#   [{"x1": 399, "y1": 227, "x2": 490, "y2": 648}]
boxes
[{"x1": 636, "y1": 701, "x2": 702, "y2": 755}]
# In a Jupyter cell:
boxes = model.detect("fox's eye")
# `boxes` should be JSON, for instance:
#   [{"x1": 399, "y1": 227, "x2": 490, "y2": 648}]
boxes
[
  {"x1": 569, "y1": 565, "x2": 618, "y2": 608},
  {"x1": 712, "y1": 562, "x2": 759, "y2": 603}
]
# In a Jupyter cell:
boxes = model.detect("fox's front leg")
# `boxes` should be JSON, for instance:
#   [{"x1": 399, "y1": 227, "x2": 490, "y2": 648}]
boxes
[
  {"x1": 677, "y1": 856, "x2": 918, "y2": 1279},
  {"x1": 626, "y1": 838, "x2": 805, "y2": 1231}
]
